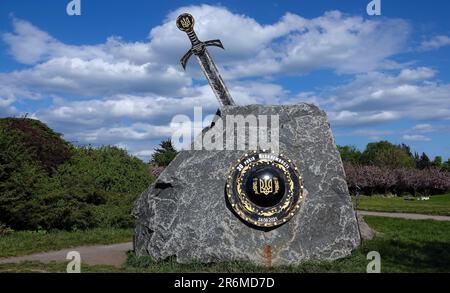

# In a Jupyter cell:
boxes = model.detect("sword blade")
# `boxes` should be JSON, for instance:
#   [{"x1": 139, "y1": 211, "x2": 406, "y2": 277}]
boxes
[{"x1": 195, "y1": 49, "x2": 235, "y2": 106}]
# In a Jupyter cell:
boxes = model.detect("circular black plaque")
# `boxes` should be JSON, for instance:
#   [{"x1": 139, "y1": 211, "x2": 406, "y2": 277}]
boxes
[{"x1": 226, "y1": 151, "x2": 304, "y2": 228}]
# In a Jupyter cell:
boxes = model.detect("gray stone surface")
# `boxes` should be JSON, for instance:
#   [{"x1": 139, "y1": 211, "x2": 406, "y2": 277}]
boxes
[{"x1": 133, "y1": 103, "x2": 360, "y2": 266}]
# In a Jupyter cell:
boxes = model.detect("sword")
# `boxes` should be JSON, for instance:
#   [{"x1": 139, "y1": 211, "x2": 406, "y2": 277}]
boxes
[{"x1": 177, "y1": 13, "x2": 236, "y2": 106}]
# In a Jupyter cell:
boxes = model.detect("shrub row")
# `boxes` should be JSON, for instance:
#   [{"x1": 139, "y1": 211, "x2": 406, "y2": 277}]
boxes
[
  {"x1": 1, "y1": 133, "x2": 154, "y2": 231},
  {"x1": 344, "y1": 163, "x2": 450, "y2": 196},
  {"x1": 1, "y1": 118, "x2": 158, "y2": 232}
]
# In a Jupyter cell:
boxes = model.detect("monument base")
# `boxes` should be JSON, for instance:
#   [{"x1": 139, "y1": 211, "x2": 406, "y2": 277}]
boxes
[{"x1": 133, "y1": 103, "x2": 360, "y2": 266}]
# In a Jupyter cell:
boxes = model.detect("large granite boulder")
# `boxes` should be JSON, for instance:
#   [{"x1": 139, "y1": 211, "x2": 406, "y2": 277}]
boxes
[{"x1": 133, "y1": 103, "x2": 360, "y2": 266}]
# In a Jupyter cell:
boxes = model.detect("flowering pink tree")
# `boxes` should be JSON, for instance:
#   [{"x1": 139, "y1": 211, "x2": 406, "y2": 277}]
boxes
[{"x1": 344, "y1": 164, "x2": 450, "y2": 196}]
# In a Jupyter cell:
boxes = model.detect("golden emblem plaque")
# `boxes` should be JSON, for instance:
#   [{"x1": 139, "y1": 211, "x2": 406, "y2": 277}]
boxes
[{"x1": 226, "y1": 151, "x2": 304, "y2": 228}]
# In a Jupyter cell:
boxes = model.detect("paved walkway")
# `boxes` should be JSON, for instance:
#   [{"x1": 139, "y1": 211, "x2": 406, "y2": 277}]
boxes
[
  {"x1": 0, "y1": 242, "x2": 132, "y2": 267},
  {"x1": 357, "y1": 210, "x2": 450, "y2": 221}
]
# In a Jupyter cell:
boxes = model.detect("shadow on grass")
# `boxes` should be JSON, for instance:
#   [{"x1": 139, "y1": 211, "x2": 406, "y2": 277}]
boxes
[{"x1": 373, "y1": 239, "x2": 450, "y2": 272}]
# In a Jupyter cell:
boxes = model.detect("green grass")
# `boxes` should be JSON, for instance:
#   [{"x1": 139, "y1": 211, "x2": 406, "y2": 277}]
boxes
[
  {"x1": 1, "y1": 217, "x2": 449, "y2": 273},
  {"x1": 353, "y1": 193, "x2": 450, "y2": 216},
  {"x1": 0, "y1": 261, "x2": 117, "y2": 273},
  {"x1": 123, "y1": 217, "x2": 450, "y2": 272},
  {"x1": 0, "y1": 228, "x2": 132, "y2": 258},
  {"x1": 359, "y1": 216, "x2": 450, "y2": 272}
]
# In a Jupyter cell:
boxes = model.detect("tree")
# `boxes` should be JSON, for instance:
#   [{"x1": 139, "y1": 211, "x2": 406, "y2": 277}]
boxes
[
  {"x1": 0, "y1": 118, "x2": 73, "y2": 174},
  {"x1": 344, "y1": 164, "x2": 450, "y2": 197},
  {"x1": 416, "y1": 152, "x2": 431, "y2": 170},
  {"x1": 337, "y1": 145, "x2": 362, "y2": 165},
  {"x1": 414, "y1": 152, "x2": 420, "y2": 166},
  {"x1": 443, "y1": 158, "x2": 450, "y2": 172},
  {"x1": 360, "y1": 141, "x2": 415, "y2": 169},
  {"x1": 433, "y1": 156, "x2": 442, "y2": 168},
  {"x1": 400, "y1": 143, "x2": 414, "y2": 158},
  {"x1": 151, "y1": 139, "x2": 178, "y2": 167}
]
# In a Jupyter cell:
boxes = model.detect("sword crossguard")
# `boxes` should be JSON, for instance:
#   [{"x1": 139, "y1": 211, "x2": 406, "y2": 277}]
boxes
[{"x1": 177, "y1": 13, "x2": 225, "y2": 70}]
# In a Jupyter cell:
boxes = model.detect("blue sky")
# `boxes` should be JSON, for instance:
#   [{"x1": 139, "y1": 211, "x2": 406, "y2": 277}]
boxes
[{"x1": 1, "y1": 0, "x2": 449, "y2": 161}]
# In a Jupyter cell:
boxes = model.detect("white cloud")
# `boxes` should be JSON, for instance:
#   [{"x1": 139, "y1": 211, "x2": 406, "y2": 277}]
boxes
[
  {"x1": 335, "y1": 128, "x2": 395, "y2": 141},
  {"x1": 319, "y1": 68, "x2": 450, "y2": 126},
  {"x1": 3, "y1": 5, "x2": 410, "y2": 78},
  {"x1": 328, "y1": 110, "x2": 399, "y2": 126},
  {"x1": 34, "y1": 89, "x2": 215, "y2": 129},
  {"x1": 3, "y1": 18, "x2": 57, "y2": 65},
  {"x1": 2, "y1": 18, "x2": 191, "y2": 98},
  {"x1": 419, "y1": 35, "x2": 450, "y2": 51},
  {"x1": 211, "y1": 9, "x2": 410, "y2": 77},
  {"x1": 402, "y1": 134, "x2": 431, "y2": 142},
  {"x1": 72, "y1": 123, "x2": 173, "y2": 144},
  {"x1": 0, "y1": 87, "x2": 17, "y2": 115},
  {"x1": 228, "y1": 82, "x2": 287, "y2": 105},
  {"x1": 398, "y1": 67, "x2": 436, "y2": 81},
  {"x1": 3, "y1": 18, "x2": 154, "y2": 65},
  {"x1": 29, "y1": 79, "x2": 287, "y2": 155},
  {"x1": 412, "y1": 124, "x2": 434, "y2": 132},
  {"x1": 133, "y1": 149, "x2": 155, "y2": 157},
  {"x1": 337, "y1": 129, "x2": 394, "y2": 137},
  {"x1": 8, "y1": 57, "x2": 191, "y2": 97},
  {"x1": 33, "y1": 80, "x2": 282, "y2": 129},
  {"x1": 0, "y1": 74, "x2": 43, "y2": 115}
]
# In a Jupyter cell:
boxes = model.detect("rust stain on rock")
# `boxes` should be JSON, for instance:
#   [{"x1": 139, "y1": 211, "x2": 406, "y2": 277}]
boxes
[{"x1": 263, "y1": 244, "x2": 272, "y2": 267}]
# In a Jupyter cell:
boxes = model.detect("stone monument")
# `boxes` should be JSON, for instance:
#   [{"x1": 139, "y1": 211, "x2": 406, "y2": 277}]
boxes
[{"x1": 133, "y1": 13, "x2": 360, "y2": 266}]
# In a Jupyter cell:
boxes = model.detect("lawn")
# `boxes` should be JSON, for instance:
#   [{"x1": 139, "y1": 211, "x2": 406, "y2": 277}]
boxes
[
  {"x1": 1, "y1": 217, "x2": 449, "y2": 273},
  {"x1": 0, "y1": 228, "x2": 133, "y2": 258},
  {"x1": 353, "y1": 193, "x2": 450, "y2": 216}
]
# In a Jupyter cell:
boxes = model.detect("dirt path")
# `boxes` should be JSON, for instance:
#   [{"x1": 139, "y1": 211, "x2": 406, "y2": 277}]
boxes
[
  {"x1": 357, "y1": 210, "x2": 450, "y2": 221},
  {"x1": 0, "y1": 242, "x2": 132, "y2": 267}
]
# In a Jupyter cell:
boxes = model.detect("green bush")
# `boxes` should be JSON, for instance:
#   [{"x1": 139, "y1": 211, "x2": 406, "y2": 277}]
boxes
[
  {"x1": 0, "y1": 118, "x2": 154, "y2": 231},
  {"x1": 40, "y1": 146, "x2": 154, "y2": 230},
  {"x1": 54, "y1": 146, "x2": 153, "y2": 196},
  {"x1": 0, "y1": 118, "x2": 73, "y2": 174}
]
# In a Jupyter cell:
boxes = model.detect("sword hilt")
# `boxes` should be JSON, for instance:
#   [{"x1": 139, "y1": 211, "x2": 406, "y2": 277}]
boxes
[
  {"x1": 177, "y1": 13, "x2": 225, "y2": 70},
  {"x1": 176, "y1": 13, "x2": 201, "y2": 46}
]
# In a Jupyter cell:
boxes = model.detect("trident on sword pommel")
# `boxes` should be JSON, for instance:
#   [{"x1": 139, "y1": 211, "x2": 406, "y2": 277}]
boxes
[{"x1": 177, "y1": 13, "x2": 236, "y2": 106}]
